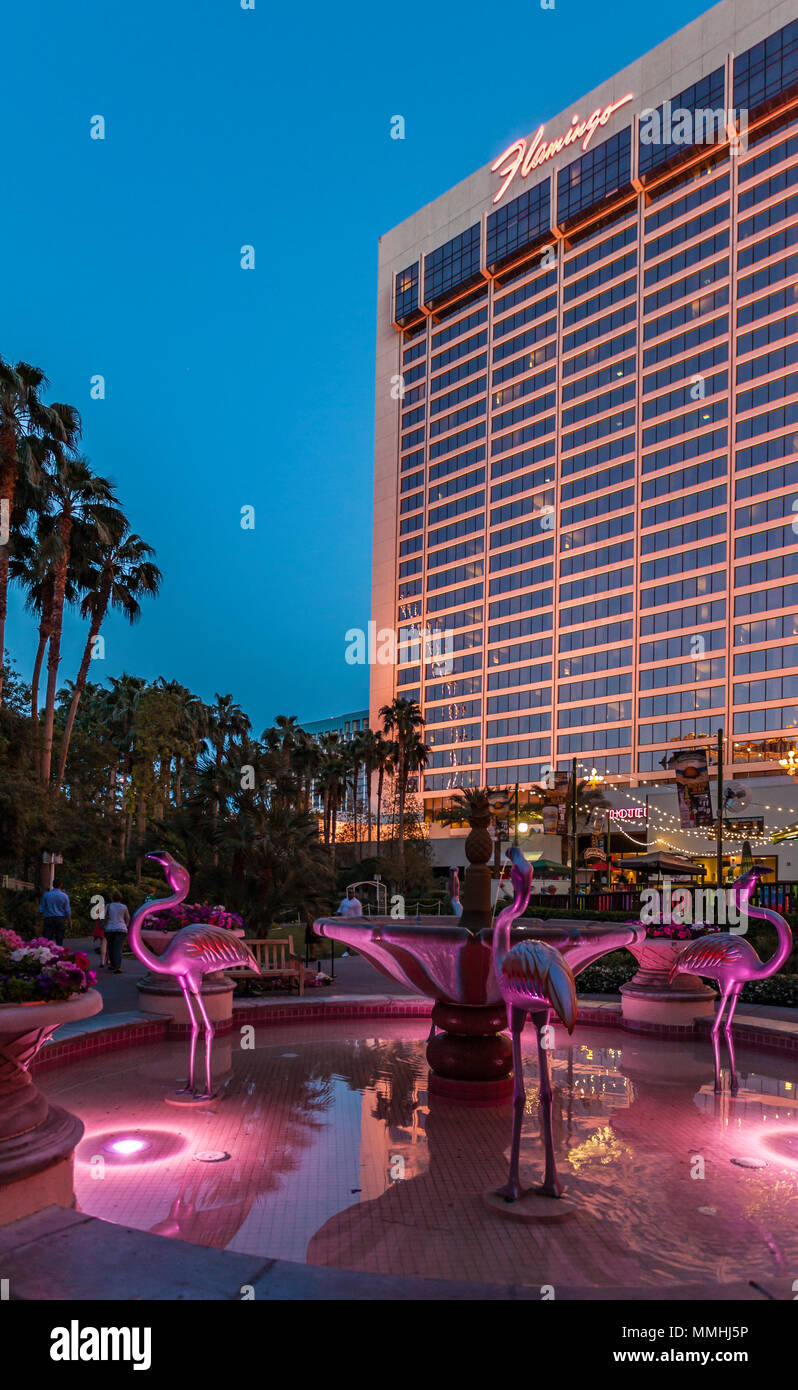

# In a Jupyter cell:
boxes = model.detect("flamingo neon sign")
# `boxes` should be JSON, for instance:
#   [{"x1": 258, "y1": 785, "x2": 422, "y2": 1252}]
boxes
[{"x1": 491, "y1": 93, "x2": 635, "y2": 204}]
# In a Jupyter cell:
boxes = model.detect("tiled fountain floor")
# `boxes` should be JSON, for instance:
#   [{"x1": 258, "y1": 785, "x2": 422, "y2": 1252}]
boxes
[{"x1": 40, "y1": 1019, "x2": 798, "y2": 1292}]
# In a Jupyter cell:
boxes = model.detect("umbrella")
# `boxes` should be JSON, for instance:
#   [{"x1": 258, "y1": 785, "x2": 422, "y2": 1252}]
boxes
[
  {"x1": 526, "y1": 854, "x2": 571, "y2": 877},
  {"x1": 616, "y1": 851, "x2": 704, "y2": 877}
]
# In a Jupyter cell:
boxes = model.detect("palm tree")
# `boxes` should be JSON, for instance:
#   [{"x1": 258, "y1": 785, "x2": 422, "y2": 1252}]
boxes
[
  {"x1": 0, "y1": 356, "x2": 81, "y2": 709},
  {"x1": 374, "y1": 730, "x2": 395, "y2": 847},
  {"x1": 403, "y1": 729, "x2": 430, "y2": 836},
  {"x1": 56, "y1": 524, "x2": 161, "y2": 787},
  {"x1": 7, "y1": 515, "x2": 80, "y2": 771},
  {"x1": 155, "y1": 680, "x2": 206, "y2": 807},
  {"x1": 291, "y1": 728, "x2": 322, "y2": 814},
  {"x1": 316, "y1": 733, "x2": 348, "y2": 863},
  {"x1": 104, "y1": 673, "x2": 146, "y2": 854},
  {"x1": 37, "y1": 456, "x2": 120, "y2": 783},
  {"x1": 206, "y1": 694, "x2": 252, "y2": 864},
  {"x1": 358, "y1": 726, "x2": 380, "y2": 851},
  {"x1": 379, "y1": 697, "x2": 425, "y2": 872},
  {"x1": 348, "y1": 726, "x2": 372, "y2": 856}
]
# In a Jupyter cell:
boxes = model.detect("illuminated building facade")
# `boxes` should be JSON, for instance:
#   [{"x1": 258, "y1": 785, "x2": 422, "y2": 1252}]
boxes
[{"x1": 370, "y1": 0, "x2": 798, "y2": 808}]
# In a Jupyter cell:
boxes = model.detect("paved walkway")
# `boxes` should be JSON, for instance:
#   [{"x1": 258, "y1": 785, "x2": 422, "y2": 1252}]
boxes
[{"x1": 73, "y1": 937, "x2": 418, "y2": 1016}]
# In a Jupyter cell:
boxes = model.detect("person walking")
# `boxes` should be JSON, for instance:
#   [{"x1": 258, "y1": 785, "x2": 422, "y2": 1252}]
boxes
[
  {"x1": 337, "y1": 886, "x2": 363, "y2": 918},
  {"x1": 38, "y1": 881, "x2": 72, "y2": 946},
  {"x1": 104, "y1": 891, "x2": 130, "y2": 972},
  {"x1": 92, "y1": 915, "x2": 107, "y2": 967}
]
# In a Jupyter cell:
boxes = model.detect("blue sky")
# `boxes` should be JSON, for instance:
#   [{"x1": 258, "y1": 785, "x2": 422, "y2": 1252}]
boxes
[{"x1": 4, "y1": 0, "x2": 710, "y2": 732}]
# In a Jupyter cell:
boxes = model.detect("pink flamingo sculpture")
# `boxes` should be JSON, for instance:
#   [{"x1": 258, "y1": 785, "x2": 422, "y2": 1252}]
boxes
[
  {"x1": 130, "y1": 851, "x2": 260, "y2": 1099},
  {"x1": 493, "y1": 846, "x2": 577, "y2": 1200},
  {"x1": 448, "y1": 867, "x2": 463, "y2": 918},
  {"x1": 670, "y1": 865, "x2": 792, "y2": 1093}
]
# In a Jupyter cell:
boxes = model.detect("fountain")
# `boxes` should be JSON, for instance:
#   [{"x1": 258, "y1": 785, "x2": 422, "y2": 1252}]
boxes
[{"x1": 315, "y1": 789, "x2": 645, "y2": 1103}]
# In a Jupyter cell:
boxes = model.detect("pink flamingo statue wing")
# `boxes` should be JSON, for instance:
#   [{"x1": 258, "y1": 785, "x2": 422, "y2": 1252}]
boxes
[
  {"x1": 129, "y1": 851, "x2": 261, "y2": 1099},
  {"x1": 493, "y1": 846, "x2": 577, "y2": 1200},
  {"x1": 670, "y1": 865, "x2": 792, "y2": 1093}
]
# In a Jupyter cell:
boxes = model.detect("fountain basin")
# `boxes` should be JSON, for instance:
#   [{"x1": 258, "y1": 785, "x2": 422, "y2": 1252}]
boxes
[{"x1": 313, "y1": 916, "x2": 645, "y2": 1102}]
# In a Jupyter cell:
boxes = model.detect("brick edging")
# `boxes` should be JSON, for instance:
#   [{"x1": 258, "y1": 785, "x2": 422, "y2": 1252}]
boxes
[{"x1": 30, "y1": 996, "x2": 798, "y2": 1068}]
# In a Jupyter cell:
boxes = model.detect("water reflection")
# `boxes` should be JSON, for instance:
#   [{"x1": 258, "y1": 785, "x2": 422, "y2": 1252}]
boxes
[{"x1": 42, "y1": 1021, "x2": 798, "y2": 1289}]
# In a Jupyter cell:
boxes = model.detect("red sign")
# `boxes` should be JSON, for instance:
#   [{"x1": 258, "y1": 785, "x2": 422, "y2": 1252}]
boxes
[{"x1": 491, "y1": 93, "x2": 636, "y2": 204}]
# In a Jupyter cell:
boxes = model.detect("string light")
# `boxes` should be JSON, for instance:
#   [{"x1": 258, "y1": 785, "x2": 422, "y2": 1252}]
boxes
[{"x1": 568, "y1": 760, "x2": 794, "y2": 846}]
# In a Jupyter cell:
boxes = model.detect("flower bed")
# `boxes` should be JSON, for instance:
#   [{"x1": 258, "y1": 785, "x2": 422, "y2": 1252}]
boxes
[
  {"x1": 0, "y1": 928, "x2": 97, "y2": 1004},
  {"x1": 140, "y1": 902, "x2": 245, "y2": 933}
]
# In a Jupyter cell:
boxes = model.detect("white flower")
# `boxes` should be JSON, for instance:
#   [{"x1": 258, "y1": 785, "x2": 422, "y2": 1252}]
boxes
[{"x1": 10, "y1": 946, "x2": 53, "y2": 964}]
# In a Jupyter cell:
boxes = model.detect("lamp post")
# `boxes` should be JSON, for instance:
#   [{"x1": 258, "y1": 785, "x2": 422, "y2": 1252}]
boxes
[{"x1": 513, "y1": 781, "x2": 519, "y2": 846}]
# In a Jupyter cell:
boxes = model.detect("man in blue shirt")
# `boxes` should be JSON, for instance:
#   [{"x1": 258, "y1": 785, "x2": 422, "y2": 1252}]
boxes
[{"x1": 38, "y1": 881, "x2": 72, "y2": 946}]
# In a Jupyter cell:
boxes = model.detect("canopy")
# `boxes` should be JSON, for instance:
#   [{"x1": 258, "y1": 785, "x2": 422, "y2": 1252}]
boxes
[
  {"x1": 527, "y1": 854, "x2": 570, "y2": 877},
  {"x1": 616, "y1": 851, "x2": 705, "y2": 877}
]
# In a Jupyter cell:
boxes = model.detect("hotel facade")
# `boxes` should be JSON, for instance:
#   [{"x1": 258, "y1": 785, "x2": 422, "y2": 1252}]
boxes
[{"x1": 370, "y1": 0, "x2": 798, "y2": 823}]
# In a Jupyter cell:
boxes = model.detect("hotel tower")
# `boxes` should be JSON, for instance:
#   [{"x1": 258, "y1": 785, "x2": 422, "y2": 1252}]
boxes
[{"x1": 370, "y1": 0, "x2": 798, "y2": 811}]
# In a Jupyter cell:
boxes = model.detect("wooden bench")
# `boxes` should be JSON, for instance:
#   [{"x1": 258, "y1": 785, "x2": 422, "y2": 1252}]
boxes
[{"x1": 227, "y1": 936, "x2": 305, "y2": 996}]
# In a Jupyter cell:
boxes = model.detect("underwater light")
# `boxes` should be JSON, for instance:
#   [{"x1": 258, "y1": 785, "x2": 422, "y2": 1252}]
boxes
[{"x1": 104, "y1": 1137, "x2": 150, "y2": 1156}]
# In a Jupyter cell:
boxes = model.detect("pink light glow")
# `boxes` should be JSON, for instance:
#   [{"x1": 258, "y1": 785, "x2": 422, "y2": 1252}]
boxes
[
  {"x1": 755, "y1": 1127, "x2": 798, "y2": 1173},
  {"x1": 106, "y1": 1138, "x2": 149, "y2": 1155}
]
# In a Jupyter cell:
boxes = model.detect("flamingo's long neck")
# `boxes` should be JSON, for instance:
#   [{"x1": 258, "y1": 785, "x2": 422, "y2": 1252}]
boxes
[
  {"x1": 492, "y1": 870, "x2": 531, "y2": 975},
  {"x1": 129, "y1": 876, "x2": 187, "y2": 975},
  {"x1": 748, "y1": 901, "x2": 793, "y2": 977}
]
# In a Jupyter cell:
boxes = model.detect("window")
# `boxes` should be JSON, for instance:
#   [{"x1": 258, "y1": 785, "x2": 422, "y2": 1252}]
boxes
[
  {"x1": 639, "y1": 657, "x2": 725, "y2": 688},
  {"x1": 638, "y1": 67, "x2": 725, "y2": 178},
  {"x1": 640, "y1": 688, "x2": 724, "y2": 718},
  {"x1": 733, "y1": 705, "x2": 798, "y2": 735},
  {"x1": 733, "y1": 19, "x2": 798, "y2": 116},
  {"x1": 487, "y1": 180, "x2": 551, "y2": 271},
  {"x1": 432, "y1": 305, "x2": 488, "y2": 349},
  {"x1": 487, "y1": 687, "x2": 552, "y2": 715},
  {"x1": 424, "y1": 224, "x2": 481, "y2": 306},
  {"x1": 557, "y1": 128, "x2": 632, "y2": 224},
  {"x1": 395, "y1": 263, "x2": 419, "y2": 322},
  {"x1": 558, "y1": 673, "x2": 632, "y2": 701},
  {"x1": 559, "y1": 701, "x2": 631, "y2": 726}
]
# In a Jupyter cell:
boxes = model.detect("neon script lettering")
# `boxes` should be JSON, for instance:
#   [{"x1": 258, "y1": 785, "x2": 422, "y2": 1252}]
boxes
[{"x1": 491, "y1": 93, "x2": 635, "y2": 204}]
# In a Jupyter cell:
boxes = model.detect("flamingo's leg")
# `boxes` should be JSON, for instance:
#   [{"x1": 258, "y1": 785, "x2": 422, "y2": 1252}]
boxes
[
  {"x1": 176, "y1": 978, "x2": 200, "y2": 1094},
  {"x1": 533, "y1": 1007, "x2": 562, "y2": 1198},
  {"x1": 190, "y1": 980, "x2": 216, "y2": 1100},
  {"x1": 496, "y1": 1005, "x2": 526, "y2": 1202},
  {"x1": 711, "y1": 981, "x2": 734, "y2": 1093},
  {"x1": 724, "y1": 982, "x2": 744, "y2": 1094}
]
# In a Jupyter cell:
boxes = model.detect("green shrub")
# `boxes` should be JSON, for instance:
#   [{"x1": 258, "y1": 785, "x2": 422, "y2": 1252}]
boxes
[
  {"x1": 577, "y1": 951, "x2": 637, "y2": 995},
  {"x1": 740, "y1": 973, "x2": 798, "y2": 1007}
]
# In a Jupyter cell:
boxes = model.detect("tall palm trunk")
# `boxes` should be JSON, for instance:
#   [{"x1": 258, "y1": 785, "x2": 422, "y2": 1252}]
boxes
[
  {"x1": 364, "y1": 757, "x2": 374, "y2": 852},
  {"x1": 376, "y1": 765, "x2": 384, "y2": 845},
  {"x1": 352, "y1": 759, "x2": 361, "y2": 853},
  {"x1": 212, "y1": 747, "x2": 223, "y2": 867},
  {"x1": 330, "y1": 792, "x2": 338, "y2": 867},
  {"x1": 323, "y1": 787, "x2": 331, "y2": 846},
  {"x1": 397, "y1": 733, "x2": 406, "y2": 871},
  {"x1": 56, "y1": 577, "x2": 110, "y2": 786},
  {"x1": 40, "y1": 518, "x2": 72, "y2": 784},
  {"x1": 31, "y1": 579, "x2": 54, "y2": 773},
  {"x1": 0, "y1": 443, "x2": 18, "y2": 711}
]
